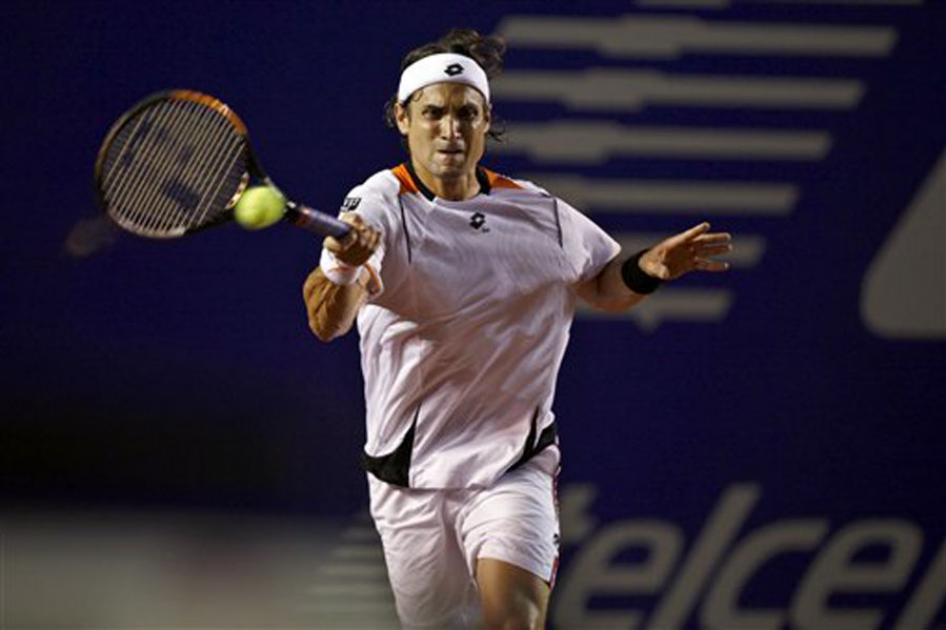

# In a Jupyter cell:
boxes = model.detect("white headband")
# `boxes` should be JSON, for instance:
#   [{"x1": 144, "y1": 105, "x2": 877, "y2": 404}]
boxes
[{"x1": 397, "y1": 53, "x2": 490, "y2": 104}]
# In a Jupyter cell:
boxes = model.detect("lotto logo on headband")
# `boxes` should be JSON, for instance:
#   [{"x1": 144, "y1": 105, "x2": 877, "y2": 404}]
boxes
[{"x1": 397, "y1": 53, "x2": 490, "y2": 103}]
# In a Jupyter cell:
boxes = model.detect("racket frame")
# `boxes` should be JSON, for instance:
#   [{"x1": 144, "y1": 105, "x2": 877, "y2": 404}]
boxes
[{"x1": 94, "y1": 89, "x2": 350, "y2": 240}]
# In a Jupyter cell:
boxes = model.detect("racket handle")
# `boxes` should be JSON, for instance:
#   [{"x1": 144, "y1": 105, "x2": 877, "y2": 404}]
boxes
[{"x1": 285, "y1": 202, "x2": 352, "y2": 239}]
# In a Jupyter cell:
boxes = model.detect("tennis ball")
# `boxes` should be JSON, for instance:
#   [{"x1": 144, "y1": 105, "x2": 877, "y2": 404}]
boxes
[{"x1": 234, "y1": 186, "x2": 286, "y2": 230}]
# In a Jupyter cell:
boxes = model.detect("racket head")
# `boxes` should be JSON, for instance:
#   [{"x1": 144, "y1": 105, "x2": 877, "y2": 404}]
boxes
[{"x1": 94, "y1": 90, "x2": 261, "y2": 238}]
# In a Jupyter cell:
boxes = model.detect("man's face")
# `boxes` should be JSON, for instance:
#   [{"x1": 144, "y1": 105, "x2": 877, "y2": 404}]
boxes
[{"x1": 395, "y1": 83, "x2": 491, "y2": 183}]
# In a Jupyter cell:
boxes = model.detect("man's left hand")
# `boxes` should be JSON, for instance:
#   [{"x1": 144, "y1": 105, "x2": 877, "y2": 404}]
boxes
[{"x1": 639, "y1": 222, "x2": 733, "y2": 281}]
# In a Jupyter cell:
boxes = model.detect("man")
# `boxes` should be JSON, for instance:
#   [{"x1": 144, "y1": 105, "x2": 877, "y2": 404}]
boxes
[{"x1": 303, "y1": 29, "x2": 732, "y2": 629}]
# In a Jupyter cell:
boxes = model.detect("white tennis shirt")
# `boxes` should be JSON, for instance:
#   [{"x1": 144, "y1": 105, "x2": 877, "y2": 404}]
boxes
[{"x1": 334, "y1": 164, "x2": 620, "y2": 489}]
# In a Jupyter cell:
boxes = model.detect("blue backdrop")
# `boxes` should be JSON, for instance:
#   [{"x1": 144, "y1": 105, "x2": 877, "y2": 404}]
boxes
[{"x1": 3, "y1": 1, "x2": 943, "y2": 627}]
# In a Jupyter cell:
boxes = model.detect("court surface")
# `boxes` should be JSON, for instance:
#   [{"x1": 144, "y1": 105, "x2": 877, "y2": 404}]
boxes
[{"x1": 0, "y1": 509, "x2": 398, "y2": 629}]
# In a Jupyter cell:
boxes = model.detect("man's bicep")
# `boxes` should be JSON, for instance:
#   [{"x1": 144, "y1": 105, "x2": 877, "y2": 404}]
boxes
[{"x1": 574, "y1": 273, "x2": 601, "y2": 306}]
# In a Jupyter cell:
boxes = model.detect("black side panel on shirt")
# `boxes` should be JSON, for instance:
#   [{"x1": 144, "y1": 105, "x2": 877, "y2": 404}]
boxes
[
  {"x1": 552, "y1": 198, "x2": 564, "y2": 249},
  {"x1": 361, "y1": 411, "x2": 417, "y2": 487},
  {"x1": 509, "y1": 409, "x2": 558, "y2": 472},
  {"x1": 397, "y1": 196, "x2": 413, "y2": 264}
]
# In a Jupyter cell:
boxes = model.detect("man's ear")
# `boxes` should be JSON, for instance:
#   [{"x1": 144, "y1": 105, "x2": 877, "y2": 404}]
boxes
[{"x1": 395, "y1": 101, "x2": 410, "y2": 136}]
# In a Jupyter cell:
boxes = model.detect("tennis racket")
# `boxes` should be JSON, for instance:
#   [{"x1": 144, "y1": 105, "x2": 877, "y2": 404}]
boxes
[{"x1": 94, "y1": 89, "x2": 351, "y2": 240}]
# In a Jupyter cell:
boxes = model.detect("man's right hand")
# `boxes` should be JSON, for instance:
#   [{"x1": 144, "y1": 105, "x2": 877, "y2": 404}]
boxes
[{"x1": 324, "y1": 213, "x2": 381, "y2": 267}]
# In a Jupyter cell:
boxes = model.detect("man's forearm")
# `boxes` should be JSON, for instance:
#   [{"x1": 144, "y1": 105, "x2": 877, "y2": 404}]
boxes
[
  {"x1": 302, "y1": 212, "x2": 382, "y2": 342},
  {"x1": 592, "y1": 256, "x2": 649, "y2": 312},
  {"x1": 303, "y1": 268, "x2": 369, "y2": 342},
  {"x1": 576, "y1": 256, "x2": 647, "y2": 313}
]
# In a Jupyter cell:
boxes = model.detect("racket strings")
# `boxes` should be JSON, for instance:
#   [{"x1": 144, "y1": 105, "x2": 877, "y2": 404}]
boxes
[
  {"x1": 138, "y1": 102, "x2": 239, "y2": 233},
  {"x1": 100, "y1": 98, "x2": 246, "y2": 237},
  {"x1": 182, "y1": 106, "x2": 247, "y2": 227},
  {"x1": 116, "y1": 102, "x2": 204, "y2": 232},
  {"x1": 132, "y1": 101, "x2": 242, "y2": 233},
  {"x1": 101, "y1": 103, "x2": 178, "y2": 219},
  {"x1": 192, "y1": 138, "x2": 245, "y2": 227},
  {"x1": 103, "y1": 100, "x2": 199, "y2": 233},
  {"x1": 105, "y1": 101, "x2": 194, "y2": 224},
  {"x1": 122, "y1": 101, "x2": 205, "y2": 231},
  {"x1": 161, "y1": 102, "x2": 245, "y2": 230}
]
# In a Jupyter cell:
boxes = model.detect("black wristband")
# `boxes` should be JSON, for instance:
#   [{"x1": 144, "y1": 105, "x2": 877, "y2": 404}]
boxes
[{"x1": 621, "y1": 249, "x2": 663, "y2": 295}]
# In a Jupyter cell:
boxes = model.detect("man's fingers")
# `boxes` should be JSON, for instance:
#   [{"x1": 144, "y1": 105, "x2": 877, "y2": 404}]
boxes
[
  {"x1": 693, "y1": 232, "x2": 732, "y2": 245},
  {"x1": 324, "y1": 212, "x2": 381, "y2": 266},
  {"x1": 340, "y1": 212, "x2": 364, "y2": 226},
  {"x1": 366, "y1": 228, "x2": 381, "y2": 251},
  {"x1": 691, "y1": 238, "x2": 732, "y2": 274},
  {"x1": 326, "y1": 214, "x2": 365, "y2": 249},
  {"x1": 657, "y1": 222, "x2": 711, "y2": 251},
  {"x1": 695, "y1": 259, "x2": 730, "y2": 272},
  {"x1": 324, "y1": 236, "x2": 344, "y2": 253},
  {"x1": 656, "y1": 223, "x2": 732, "y2": 253},
  {"x1": 337, "y1": 213, "x2": 365, "y2": 247},
  {"x1": 647, "y1": 222, "x2": 732, "y2": 278},
  {"x1": 695, "y1": 243, "x2": 733, "y2": 258},
  {"x1": 680, "y1": 222, "x2": 712, "y2": 242}
]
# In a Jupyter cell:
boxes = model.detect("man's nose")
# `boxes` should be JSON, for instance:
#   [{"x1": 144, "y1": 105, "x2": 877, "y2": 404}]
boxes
[{"x1": 440, "y1": 113, "x2": 460, "y2": 139}]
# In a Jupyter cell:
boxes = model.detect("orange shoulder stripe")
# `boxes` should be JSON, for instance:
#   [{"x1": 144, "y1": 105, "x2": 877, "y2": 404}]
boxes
[
  {"x1": 482, "y1": 168, "x2": 523, "y2": 191},
  {"x1": 391, "y1": 164, "x2": 419, "y2": 196}
]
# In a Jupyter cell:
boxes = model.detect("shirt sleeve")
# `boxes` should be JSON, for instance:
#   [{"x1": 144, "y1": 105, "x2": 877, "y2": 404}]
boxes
[{"x1": 556, "y1": 198, "x2": 621, "y2": 282}]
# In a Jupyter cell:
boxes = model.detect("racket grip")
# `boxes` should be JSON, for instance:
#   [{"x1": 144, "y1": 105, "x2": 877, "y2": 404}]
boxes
[{"x1": 285, "y1": 202, "x2": 351, "y2": 239}]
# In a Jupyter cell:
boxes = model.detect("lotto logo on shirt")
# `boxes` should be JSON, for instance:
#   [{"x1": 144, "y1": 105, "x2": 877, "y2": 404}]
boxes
[{"x1": 470, "y1": 212, "x2": 489, "y2": 232}]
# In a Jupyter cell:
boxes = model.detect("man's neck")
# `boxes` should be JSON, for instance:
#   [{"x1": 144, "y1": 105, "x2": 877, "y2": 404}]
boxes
[{"x1": 411, "y1": 159, "x2": 481, "y2": 201}]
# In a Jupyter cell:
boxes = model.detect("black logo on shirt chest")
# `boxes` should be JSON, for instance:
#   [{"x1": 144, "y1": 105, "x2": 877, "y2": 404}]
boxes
[{"x1": 470, "y1": 212, "x2": 490, "y2": 232}]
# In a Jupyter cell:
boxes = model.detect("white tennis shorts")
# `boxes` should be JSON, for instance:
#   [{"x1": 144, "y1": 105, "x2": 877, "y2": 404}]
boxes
[{"x1": 368, "y1": 447, "x2": 561, "y2": 629}]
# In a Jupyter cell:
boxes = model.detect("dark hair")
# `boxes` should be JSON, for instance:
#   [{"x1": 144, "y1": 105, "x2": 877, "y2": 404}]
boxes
[{"x1": 383, "y1": 28, "x2": 506, "y2": 144}]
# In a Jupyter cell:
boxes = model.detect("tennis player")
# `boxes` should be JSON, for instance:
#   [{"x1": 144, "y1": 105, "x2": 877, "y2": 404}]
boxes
[{"x1": 302, "y1": 29, "x2": 732, "y2": 629}]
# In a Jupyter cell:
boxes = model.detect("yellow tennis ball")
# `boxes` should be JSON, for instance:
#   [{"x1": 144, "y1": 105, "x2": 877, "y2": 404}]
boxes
[{"x1": 234, "y1": 186, "x2": 286, "y2": 230}]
